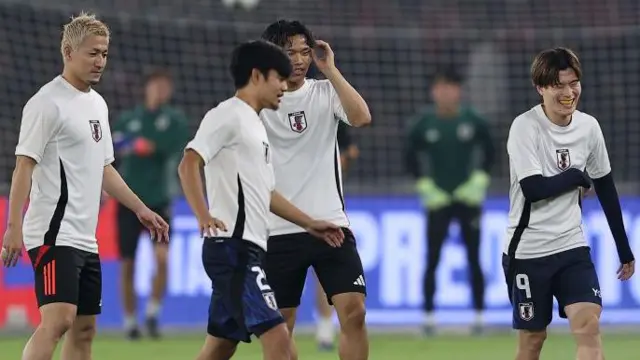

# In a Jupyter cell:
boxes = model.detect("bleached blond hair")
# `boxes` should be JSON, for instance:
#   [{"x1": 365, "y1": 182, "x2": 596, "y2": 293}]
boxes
[{"x1": 60, "y1": 12, "x2": 110, "y2": 59}]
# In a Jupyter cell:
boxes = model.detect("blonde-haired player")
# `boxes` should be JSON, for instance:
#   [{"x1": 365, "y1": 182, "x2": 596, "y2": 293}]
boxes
[{"x1": 1, "y1": 13, "x2": 169, "y2": 360}]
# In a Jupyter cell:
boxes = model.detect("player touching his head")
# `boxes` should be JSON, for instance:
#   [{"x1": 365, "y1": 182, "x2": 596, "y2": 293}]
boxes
[
  {"x1": 504, "y1": 47, "x2": 635, "y2": 360},
  {"x1": 177, "y1": 40, "x2": 344, "y2": 360},
  {"x1": 1, "y1": 13, "x2": 169, "y2": 360},
  {"x1": 260, "y1": 20, "x2": 372, "y2": 360}
]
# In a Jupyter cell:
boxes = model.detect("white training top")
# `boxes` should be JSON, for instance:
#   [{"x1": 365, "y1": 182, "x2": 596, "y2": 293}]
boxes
[
  {"x1": 186, "y1": 97, "x2": 275, "y2": 250},
  {"x1": 505, "y1": 104, "x2": 611, "y2": 259},
  {"x1": 16, "y1": 76, "x2": 114, "y2": 254},
  {"x1": 260, "y1": 79, "x2": 350, "y2": 236}
]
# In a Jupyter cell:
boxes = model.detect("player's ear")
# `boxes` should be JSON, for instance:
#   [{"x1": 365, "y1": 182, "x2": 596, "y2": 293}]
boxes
[
  {"x1": 250, "y1": 68, "x2": 263, "y2": 85},
  {"x1": 63, "y1": 45, "x2": 73, "y2": 62},
  {"x1": 536, "y1": 85, "x2": 544, "y2": 97}
]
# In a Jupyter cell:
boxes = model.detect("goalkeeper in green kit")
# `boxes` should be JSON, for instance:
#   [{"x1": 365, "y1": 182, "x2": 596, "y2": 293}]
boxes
[{"x1": 404, "y1": 69, "x2": 495, "y2": 335}]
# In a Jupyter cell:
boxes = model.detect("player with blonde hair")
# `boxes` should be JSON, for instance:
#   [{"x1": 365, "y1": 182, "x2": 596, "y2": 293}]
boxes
[{"x1": 1, "y1": 13, "x2": 169, "y2": 360}]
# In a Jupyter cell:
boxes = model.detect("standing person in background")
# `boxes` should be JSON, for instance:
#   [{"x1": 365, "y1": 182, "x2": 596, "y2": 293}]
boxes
[
  {"x1": 404, "y1": 69, "x2": 495, "y2": 335},
  {"x1": 112, "y1": 69, "x2": 189, "y2": 340},
  {"x1": 314, "y1": 121, "x2": 361, "y2": 351}
]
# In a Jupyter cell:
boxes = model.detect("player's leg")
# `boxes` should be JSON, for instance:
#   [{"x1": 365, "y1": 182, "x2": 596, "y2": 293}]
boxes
[
  {"x1": 60, "y1": 250, "x2": 101, "y2": 359},
  {"x1": 423, "y1": 206, "x2": 453, "y2": 332},
  {"x1": 553, "y1": 247, "x2": 604, "y2": 360},
  {"x1": 264, "y1": 234, "x2": 311, "y2": 360},
  {"x1": 313, "y1": 270, "x2": 335, "y2": 350},
  {"x1": 196, "y1": 336, "x2": 238, "y2": 360},
  {"x1": 457, "y1": 203, "x2": 486, "y2": 332},
  {"x1": 145, "y1": 204, "x2": 171, "y2": 338},
  {"x1": 23, "y1": 246, "x2": 81, "y2": 360},
  {"x1": 313, "y1": 229, "x2": 368, "y2": 360},
  {"x1": 502, "y1": 254, "x2": 554, "y2": 360},
  {"x1": 117, "y1": 203, "x2": 143, "y2": 339}
]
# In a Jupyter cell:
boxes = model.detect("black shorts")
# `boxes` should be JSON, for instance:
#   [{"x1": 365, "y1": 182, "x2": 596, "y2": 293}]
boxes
[
  {"x1": 203, "y1": 237, "x2": 284, "y2": 343},
  {"x1": 265, "y1": 228, "x2": 366, "y2": 308},
  {"x1": 117, "y1": 203, "x2": 171, "y2": 259},
  {"x1": 502, "y1": 246, "x2": 602, "y2": 330},
  {"x1": 27, "y1": 245, "x2": 102, "y2": 315}
]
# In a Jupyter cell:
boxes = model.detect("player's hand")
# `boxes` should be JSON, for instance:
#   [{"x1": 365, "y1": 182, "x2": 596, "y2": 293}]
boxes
[
  {"x1": 579, "y1": 187, "x2": 592, "y2": 198},
  {"x1": 306, "y1": 220, "x2": 344, "y2": 248},
  {"x1": 197, "y1": 215, "x2": 227, "y2": 238},
  {"x1": 1, "y1": 225, "x2": 24, "y2": 268},
  {"x1": 312, "y1": 40, "x2": 336, "y2": 73},
  {"x1": 617, "y1": 260, "x2": 635, "y2": 281},
  {"x1": 136, "y1": 208, "x2": 170, "y2": 243}
]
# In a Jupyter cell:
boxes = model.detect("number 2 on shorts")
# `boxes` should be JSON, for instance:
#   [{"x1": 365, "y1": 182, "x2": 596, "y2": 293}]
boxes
[{"x1": 251, "y1": 266, "x2": 272, "y2": 292}]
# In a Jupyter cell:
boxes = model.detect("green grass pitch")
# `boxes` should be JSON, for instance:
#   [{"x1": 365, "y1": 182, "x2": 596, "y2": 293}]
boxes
[{"x1": 1, "y1": 332, "x2": 638, "y2": 359}]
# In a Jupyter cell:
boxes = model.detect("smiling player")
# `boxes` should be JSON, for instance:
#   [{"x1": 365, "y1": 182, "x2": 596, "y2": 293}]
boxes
[{"x1": 504, "y1": 47, "x2": 635, "y2": 360}]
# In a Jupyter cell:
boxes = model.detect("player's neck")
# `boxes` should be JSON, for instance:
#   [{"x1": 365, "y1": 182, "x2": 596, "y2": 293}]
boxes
[
  {"x1": 235, "y1": 90, "x2": 262, "y2": 113},
  {"x1": 286, "y1": 79, "x2": 305, "y2": 92},
  {"x1": 541, "y1": 104, "x2": 572, "y2": 126},
  {"x1": 60, "y1": 70, "x2": 91, "y2": 92},
  {"x1": 144, "y1": 99, "x2": 162, "y2": 112},
  {"x1": 435, "y1": 105, "x2": 459, "y2": 119}
]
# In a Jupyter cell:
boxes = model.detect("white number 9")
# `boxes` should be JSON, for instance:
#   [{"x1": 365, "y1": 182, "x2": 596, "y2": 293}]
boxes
[
  {"x1": 251, "y1": 266, "x2": 272, "y2": 292},
  {"x1": 515, "y1": 273, "x2": 532, "y2": 299}
]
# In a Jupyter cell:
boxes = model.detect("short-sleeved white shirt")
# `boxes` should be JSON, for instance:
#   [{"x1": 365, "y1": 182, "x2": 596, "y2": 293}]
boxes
[
  {"x1": 186, "y1": 97, "x2": 275, "y2": 250},
  {"x1": 260, "y1": 79, "x2": 350, "y2": 236},
  {"x1": 16, "y1": 76, "x2": 114, "y2": 254},
  {"x1": 505, "y1": 104, "x2": 611, "y2": 259}
]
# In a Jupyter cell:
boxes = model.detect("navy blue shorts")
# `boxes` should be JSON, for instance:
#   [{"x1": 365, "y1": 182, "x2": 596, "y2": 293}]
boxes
[
  {"x1": 202, "y1": 237, "x2": 284, "y2": 343},
  {"x1": 502, "y1": 246, "x2": 602, "y2": 330}
]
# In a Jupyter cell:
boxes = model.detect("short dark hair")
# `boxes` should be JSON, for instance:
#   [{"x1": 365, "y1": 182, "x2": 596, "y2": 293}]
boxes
[
  {"x1": 229, "y1": 40, "x2": 292, "y2": 89},
  {"x1": 261, "y1": 20, "x2": 316, "y2": 49},
  {"x1": 433, "y1": 67, "x2": 463, "y2": 85},
  {"x1": 144, "y1": 68, "x2": 172, "y2": 85},
  {"x1": 531, "y1": 47, "x2": 582, "y2": 88}
]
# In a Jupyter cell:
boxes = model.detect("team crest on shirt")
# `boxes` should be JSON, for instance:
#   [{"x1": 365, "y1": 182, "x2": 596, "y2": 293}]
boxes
[
  {"x1": 288, "y1": 111, "x2": 307, "y2": 133},
  {"x1": 89, "y1": 120, "x2": 102, "y2": 142},
  {"x1": 519, "y1": 302, "x2": 535, "y2": 321},
  {"x1": 556, "y1": 149, "x2": 571, "y2": 170}
]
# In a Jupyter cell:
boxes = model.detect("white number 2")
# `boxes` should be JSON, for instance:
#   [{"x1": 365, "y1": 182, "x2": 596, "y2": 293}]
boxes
[
  {"x1": 515, "y1": 274, "x2": 532, "y2": 299},
  {"x1": 251, "y1": 266, "x2": 272, "y2": 291}
]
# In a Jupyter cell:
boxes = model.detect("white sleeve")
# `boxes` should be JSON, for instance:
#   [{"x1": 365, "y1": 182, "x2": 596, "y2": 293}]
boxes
[
  {"x1": 329, "y1": 83, "x2": 350, "y2": 125},
  {"x1": 586, "y1": 120, "x2": 611, "y2": 179},
  {"x1": 15, "y1": 97, "x2": 60, "y2": 163},
  {"x1": 185, "y1": 109, "x2": 237, "y2": 164},
  {"x1": 507, "y1": 117, "x2": 542, "y2": 181}
]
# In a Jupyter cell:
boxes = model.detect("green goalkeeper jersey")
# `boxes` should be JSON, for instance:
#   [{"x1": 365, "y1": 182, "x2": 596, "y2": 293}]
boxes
[
  {"x1": 404, "y1": 106, "x2": 495, "y2": 193},
  {"x1": 113, "y1": 104, "x2": 189, "y2": 207}
]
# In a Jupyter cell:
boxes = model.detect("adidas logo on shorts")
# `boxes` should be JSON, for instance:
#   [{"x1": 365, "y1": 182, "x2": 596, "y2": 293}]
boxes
[{"x1": 353, "y1": 275, "x2": 366, "y2": 286}]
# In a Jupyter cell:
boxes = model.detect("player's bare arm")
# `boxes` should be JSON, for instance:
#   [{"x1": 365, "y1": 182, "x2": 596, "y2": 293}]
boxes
[
  {"x1": 1, "y1": 155, "x2": 36, "y2": 267},
  {"x1": 177, "y1": 149, "x2": 227, "y2": 237},
  {"x1": 270, "y1": 190, "x2": 344, "y2": 247},
  {"x1": 313, "y1": 40, "x2": 371, "y2": 127},
  {"x1": 102, "y1": 164, "x2": 169, "y2": 242}
]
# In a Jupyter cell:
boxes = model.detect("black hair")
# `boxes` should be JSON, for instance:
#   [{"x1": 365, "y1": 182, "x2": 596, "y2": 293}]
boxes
[
  {"x1": 229, "y1": 40, "x2": 292, "y2": 89},
  {"x1": 531, "y1": 47, "x2": 582, "y2": 88},
  {"x1": 144, "y1": 68, "x2": 172, "y2": 85},
  {"x1": 432, "y1": 67, "x2": 463, "y2": 85},
  {"x1": 261, "y1": 20, "x2": 316, "y2": 49}
]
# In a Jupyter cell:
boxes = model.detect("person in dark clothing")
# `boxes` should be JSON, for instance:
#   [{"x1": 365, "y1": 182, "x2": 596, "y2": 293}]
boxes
[{"x1": 404, "y1": 68, "x2": 495, "y2": 335}]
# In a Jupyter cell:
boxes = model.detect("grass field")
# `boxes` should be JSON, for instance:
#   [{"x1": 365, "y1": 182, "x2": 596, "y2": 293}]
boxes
[{"x1": 1, "y1": 332, "x2": 638, "y2": 359}]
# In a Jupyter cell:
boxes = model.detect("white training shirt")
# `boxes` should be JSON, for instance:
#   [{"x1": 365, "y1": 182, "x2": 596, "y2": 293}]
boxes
[
  {"x1": 16, "y1": 76, "x2": 114, "y2": 254},
  {"x1": 505, "y1": 104, "x2": 611, "y2": 259},
  {"x1": 186, "y1": 97, "x2": 275, "y2": 250},
  {"x1": 260, "y1": 79, "x2": 350, "y2": 236}
]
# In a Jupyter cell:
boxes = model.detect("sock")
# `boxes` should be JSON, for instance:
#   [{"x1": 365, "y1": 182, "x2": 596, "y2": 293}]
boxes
[
  {"x1": 425, "y1": 311, "x2": 436, "y2": 327},
  {"x1": 316, "y1": 316, "x2": 335, "y2": 343},
  {"x1": 474, "y1": 311, "x2": 484, "y2": 326},
  {"x1": 124, "y1": 315, "x2": 137, "y2": 330},
  {"x1": 146, "y1": 300, "x2": 161, "y2": 318}
]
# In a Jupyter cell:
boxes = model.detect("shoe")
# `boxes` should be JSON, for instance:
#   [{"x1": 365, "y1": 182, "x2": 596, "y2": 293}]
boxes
[
  {"x1": 422, "y1": 324, "x2": 436, "y2": 336},
  {"x1": 146, "y1": 317, "x2": 161, "y2": 339},
  {"x1": 471, "y1": 323, "x2": 484, "y2": 336},
  {"x1": 317, "y1": 341, "x2": 335, "y2": 352},
  {"x1": 126, "y1": 327, "x2": 141, "y2": 341}
]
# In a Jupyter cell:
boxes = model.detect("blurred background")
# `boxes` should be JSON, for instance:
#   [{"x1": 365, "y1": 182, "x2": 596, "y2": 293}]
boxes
[{"x1": 1, "y1": 0, "x2": 640, "y2": 359}]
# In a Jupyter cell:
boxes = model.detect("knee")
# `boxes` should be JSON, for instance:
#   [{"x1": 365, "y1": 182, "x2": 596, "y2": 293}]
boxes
[
  {"x1": 339, "y1": 298, "x2": 366, "y2": 331},
  {"x1": 41, "y1": 310, "x2": 75, "y2": 339},
  {"x1": 155, "y1": 245, "x2": 169, "y2": 268},
  {"x1": 572, "y1": 312, "x2": 601, "y2": 337},
  {"x1": 70, "y1": 323, "x2": 97, "y2": 344},
  {"x1": 519, "y1": 330, "x2": 547, "y2": 354}
]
